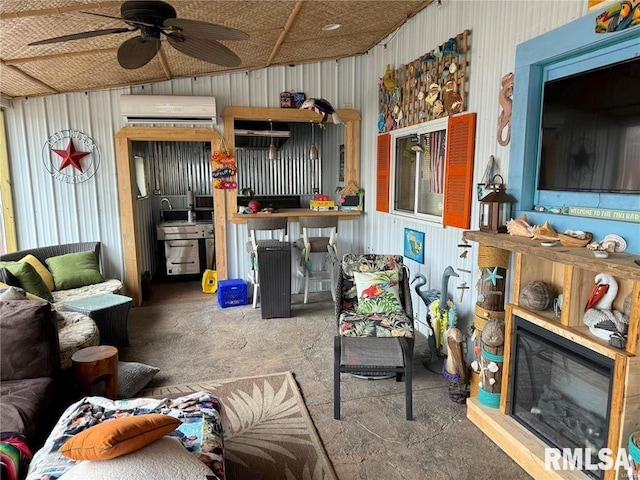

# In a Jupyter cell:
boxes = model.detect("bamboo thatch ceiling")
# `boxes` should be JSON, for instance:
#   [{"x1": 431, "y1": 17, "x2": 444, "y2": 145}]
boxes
[{"x1": 0, "y1": 0, "x2": 432, "y2": 99}]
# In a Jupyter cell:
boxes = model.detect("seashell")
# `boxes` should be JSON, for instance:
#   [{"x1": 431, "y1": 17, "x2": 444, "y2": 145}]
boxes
[
  {"x1": 488, "y1": 362, "x2": 499, "y2": 373},
  {"x1": 442, "y1": 80, "x2": 457, "y2": 93},
  {"x1": 489, "y1": 378, "x2": 496, "y2": 385},
  {"x1": 564, "y1": 230, "x2": 587, "y2": 239},
  {"x1": 432, "y1": 100, "x2": 444, "y2": 116},
  {"x1": 506, "y1": 215, "x2": 533, "y2": 238},
  {"x1": 532, "y1": 221, "x2": 559, "y2": 241},
  {"x1": 426, "y1": 93, "x2": 438, "y2": 105},
  {"x1": 449, "y1": 62, "x2": 457, "y2": 74},
  {"x1": 471, "y1": 360, "x2": 479, "y2": 371}
]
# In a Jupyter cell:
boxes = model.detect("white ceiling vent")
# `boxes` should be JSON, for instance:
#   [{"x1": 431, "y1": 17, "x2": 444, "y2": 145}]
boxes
[{"x1": 120, "y1": 95, "x2": 216, "y2": 125}]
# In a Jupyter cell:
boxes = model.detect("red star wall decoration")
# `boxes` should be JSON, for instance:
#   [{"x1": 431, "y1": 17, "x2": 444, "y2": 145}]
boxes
[{"x1": 52, "y1": 140, "x2": 90, "y2": 172}]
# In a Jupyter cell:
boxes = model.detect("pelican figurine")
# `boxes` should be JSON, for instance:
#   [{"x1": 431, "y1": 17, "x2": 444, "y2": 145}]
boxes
[
  {"x1": 443, "y1": 327, "x2": 467, "y2": 384},
  {"x1": 583, "y1": 273, "x2": 628, "y2": 342},
  {"x1": 439, "y1": 266, "x2": 459, "y2": 313}
]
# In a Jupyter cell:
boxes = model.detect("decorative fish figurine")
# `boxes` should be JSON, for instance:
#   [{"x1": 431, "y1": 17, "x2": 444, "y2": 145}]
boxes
[
  {"x1": 300, "y1": 98, "x2": 342, "y2": 127},
  {"x1": 442, "y1": 37, "x2": 462, "y2": 55},
  {"x1": 382, "y1": 64, "x2": 396, "y2": 90}
]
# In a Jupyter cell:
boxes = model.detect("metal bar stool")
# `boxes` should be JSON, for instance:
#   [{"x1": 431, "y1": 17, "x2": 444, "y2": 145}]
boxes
[
  {"x1": 294, "y1": 216, "x2": 338, "y2": 304},
  {"x1": 246, "y1": 217, "x2": 288, "y2": 308}
]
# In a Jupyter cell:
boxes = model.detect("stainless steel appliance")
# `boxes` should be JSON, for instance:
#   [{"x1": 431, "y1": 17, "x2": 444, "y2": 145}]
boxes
[{"x1": 156, "y1": 222, "x2": 214, "y2": 276}]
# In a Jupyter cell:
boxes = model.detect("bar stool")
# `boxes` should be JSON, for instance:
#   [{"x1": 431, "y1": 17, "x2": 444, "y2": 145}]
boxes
[
  {"x1": 246, "y1": 217, "x2": 288, "y2": 308},
  {"x1": 294, "y1": 216, "x2": 339, "y2": 303}
]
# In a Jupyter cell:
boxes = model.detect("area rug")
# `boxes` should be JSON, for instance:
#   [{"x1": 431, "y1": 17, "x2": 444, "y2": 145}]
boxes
[{"x1": 141, "y1": 371, "x2": 338, "y2": 480}]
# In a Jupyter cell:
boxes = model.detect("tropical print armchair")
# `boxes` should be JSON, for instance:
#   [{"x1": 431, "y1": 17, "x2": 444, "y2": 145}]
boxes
[{"x1": 335, "y1": 254, "x2": 414, "y2": 338}]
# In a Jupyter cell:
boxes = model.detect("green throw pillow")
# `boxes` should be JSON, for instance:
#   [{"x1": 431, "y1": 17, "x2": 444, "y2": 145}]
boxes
[
  {"x1": 0, "y1": 261, "x2": 54, "y2": 302},
  {"x1": 46, "y1": 251, "x2": 105, "y2": 290}
]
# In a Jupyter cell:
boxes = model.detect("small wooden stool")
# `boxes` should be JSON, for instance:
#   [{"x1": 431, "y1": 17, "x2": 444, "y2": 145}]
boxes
[{"x1": 72, "y1": 345, "x2": 119, "y2": 399}]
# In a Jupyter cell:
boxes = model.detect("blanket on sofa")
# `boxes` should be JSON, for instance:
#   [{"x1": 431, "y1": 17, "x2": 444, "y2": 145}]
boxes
[{"x1": 26, "y1": 392, "x2": 225, "y2": 480}]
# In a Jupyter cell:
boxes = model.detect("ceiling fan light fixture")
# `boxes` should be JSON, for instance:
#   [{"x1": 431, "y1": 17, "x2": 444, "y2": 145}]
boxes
[
  {"x1": 309, "y1": 122, "x2": 318, "y2": 160},
  {"x1": 268, "y1": 142, "x2": 278, "y2": 160},
  {"x1": 268, "y1": 121, "x2": 277, "y2": 160},
  {"x1": 321, "y1": 23, "x2": 342, "y2": 31}
]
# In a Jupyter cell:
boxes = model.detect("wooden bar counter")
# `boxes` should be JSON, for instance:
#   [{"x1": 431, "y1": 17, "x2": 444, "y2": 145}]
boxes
[{"x1": 230, "y1": 208, "x2": 361, "y2": 224}]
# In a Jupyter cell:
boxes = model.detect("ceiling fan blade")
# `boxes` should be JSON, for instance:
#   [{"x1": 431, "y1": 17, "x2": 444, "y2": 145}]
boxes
[
  {"x1": 29, "y1": 28, "x2": 133, "y2": 46},
  {"x1": 81, "y1": 11, "x2": 157, "y2": 28},
  {"x1": 163, "y1": 18, "x2": 249, "y2": 40},
  {"x1": 117, "y1": 36, "x2": 161, "y2": 69},
  {"x1": 167, "y1": 35, "x2": 242, "y2": 67}
]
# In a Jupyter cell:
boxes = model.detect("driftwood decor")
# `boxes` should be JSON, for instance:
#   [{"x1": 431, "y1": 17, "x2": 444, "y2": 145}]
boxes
[{"x1": 377, "y1": 30, "x2": 471, "y2": 132}]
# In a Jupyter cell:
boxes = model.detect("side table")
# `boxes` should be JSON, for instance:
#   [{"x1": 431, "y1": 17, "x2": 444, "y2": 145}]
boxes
[
  {"x1": 72, "y1": 345, "x2": 119, "y2": 399},
  {"x1": 63, "y1": 293, "x2": 132, "y2": 347}
]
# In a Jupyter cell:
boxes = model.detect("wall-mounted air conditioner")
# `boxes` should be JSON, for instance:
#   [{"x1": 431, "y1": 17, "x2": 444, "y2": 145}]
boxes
[{"x1": 120, "y1": 94, "x2": 216, "y2": 125}]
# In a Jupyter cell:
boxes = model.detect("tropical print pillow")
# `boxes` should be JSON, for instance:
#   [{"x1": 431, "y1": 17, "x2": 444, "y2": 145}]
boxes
[{"x1": 353, "y1": 270, "x2": 402, "y2": 314}]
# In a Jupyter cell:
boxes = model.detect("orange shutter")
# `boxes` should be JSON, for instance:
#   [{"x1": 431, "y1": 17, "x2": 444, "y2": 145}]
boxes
[
  {"x1": 376, "y1": 133, "x2": 391, "y2": 213},
  {"x1": 443, "y1": 113, "x2": 476, "y2": 229}
]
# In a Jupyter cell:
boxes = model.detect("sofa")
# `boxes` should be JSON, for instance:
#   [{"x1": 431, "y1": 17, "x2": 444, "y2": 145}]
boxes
[
  {"x1": 0, "y1": 300, "x2": 63, "y2": 459},
  {"x1": 0, "y1": 242, "x2": 123, "y2": 369},
  {"x1": 1, "y1": 300, "x2": 227, "y2": 480}
]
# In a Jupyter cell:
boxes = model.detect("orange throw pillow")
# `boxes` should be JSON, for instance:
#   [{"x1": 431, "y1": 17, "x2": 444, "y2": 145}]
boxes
[{"x1": 59, "y1": 414, "x2": 181, "y2": 461}]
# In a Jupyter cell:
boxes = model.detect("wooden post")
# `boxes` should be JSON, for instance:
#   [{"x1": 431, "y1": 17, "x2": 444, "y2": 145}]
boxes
[{"x1": 471, "y1": 244, "x2": 509, "y2": 397}]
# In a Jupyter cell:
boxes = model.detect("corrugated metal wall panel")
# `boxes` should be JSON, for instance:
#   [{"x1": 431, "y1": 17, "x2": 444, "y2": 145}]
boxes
[
  {"x1": 3, "y1": 1, "x2": 584, "y2": 326},
  {"x1": 136, "y1": 197, "x2": 156, "y2": 277},
  {"x1": 357, "y1": 0, "x2": 585, "y2": 336}
]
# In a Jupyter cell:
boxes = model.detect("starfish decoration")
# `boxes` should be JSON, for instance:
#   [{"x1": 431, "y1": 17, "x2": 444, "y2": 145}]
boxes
[
  {"x1": 52, "y1": 140, "x2": 89, "y2": 172},
  {"x1": 570, "y1": 144, "x2": 592, "y2": 171},
  {"x1": 484, "y1": 266, "x2": 504, "y2": 286}
]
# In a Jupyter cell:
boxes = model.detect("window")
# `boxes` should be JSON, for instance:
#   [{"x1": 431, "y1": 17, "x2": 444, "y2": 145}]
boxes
[{"x1": 390, "y1": 118, "x2": 448, "y2": 223}]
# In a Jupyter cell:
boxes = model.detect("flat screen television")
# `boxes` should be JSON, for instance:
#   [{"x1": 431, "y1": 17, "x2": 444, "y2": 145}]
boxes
[{"x1": 538, "y1": 57, "x2": 640, "y2": 193}]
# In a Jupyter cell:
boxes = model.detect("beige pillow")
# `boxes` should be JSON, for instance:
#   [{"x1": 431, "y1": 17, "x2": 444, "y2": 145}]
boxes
[
  {"x1": 58, "y1": 437, "x2": 213, "y2": 480},
  {"x1": 19, "y1": 254, "x2": 55, "y2": 291}
]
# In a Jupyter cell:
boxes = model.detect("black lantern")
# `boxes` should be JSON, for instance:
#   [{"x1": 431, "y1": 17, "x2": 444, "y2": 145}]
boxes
[{"x1": 479, "y1": 174, "x2": 516, "y2": 233}]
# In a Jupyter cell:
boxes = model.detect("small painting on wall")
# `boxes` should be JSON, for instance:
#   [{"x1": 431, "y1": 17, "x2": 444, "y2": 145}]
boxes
[{"x1": 404, "y1": 228, "x2": 425, "y2": 264}]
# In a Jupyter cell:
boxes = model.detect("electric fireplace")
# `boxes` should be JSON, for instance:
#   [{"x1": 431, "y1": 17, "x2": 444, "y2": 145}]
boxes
[{"x1": 509, "y1": 316, "x2": 615, "y2": 479}]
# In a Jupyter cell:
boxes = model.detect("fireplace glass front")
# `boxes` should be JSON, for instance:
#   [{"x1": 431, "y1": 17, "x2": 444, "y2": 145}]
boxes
[{"x1": 509, "y1": 316, "x2": 614, "y2": 478}]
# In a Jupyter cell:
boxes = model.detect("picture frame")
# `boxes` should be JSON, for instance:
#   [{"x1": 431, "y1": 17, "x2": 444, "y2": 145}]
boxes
[{"x1": 404, "y1": 228, "x2": 425, "y2": 264}]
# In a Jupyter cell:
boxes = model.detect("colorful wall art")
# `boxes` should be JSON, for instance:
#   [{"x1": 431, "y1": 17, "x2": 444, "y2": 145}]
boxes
[
  {"x1": 404, "y1": 228, "x2": 425, "y2": 264},
  {"x1": 378, "y1": 30, "x2": 471, "y2": 132}
]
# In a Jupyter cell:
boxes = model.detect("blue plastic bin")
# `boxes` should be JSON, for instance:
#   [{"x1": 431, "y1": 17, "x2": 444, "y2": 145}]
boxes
[{"x1": 217, "y1": 279, "x2": 249, "y2": 308}]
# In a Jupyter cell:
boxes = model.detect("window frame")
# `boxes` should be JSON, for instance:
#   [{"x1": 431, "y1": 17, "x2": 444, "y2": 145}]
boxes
[{"x1": 389, "y1": 117, "x2": 449, "y2": 225}]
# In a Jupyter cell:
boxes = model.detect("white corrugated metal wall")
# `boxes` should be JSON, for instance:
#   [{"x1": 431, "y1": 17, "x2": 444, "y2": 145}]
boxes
[
  {"x1": 3, "y1": 1, "x2": 585, "y2": 335},
  {"x1": 358, "y1": 0, "x2": 584, "y2": 336}
]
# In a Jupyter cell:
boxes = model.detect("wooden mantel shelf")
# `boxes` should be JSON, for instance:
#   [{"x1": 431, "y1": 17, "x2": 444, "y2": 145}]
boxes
[
  {"x1": 463, "y1": 231, "x2": 640, "y2": 280},
  {"x1": 464, "y1": 229, "x2": 640, "y2": 480}
]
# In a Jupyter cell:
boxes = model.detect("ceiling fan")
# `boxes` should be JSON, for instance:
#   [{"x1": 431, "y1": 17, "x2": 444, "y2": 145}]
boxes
[{"x1": 28, "y1": 0, "x2": 248, "y2": 70}]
